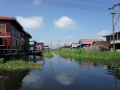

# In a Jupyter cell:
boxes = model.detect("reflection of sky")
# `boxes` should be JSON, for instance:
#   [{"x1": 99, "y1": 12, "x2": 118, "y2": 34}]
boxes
[
  {"x1": 55, "y1": 73, "x2": 74, "y2": 85},
  {"x1": 22, "y1": 73, "x2": 44, "y2": 89}
]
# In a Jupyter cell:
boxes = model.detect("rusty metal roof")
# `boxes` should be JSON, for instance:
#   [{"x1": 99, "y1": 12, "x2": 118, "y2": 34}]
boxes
[
  {"x1": 64, "y1": 44, "x2": 71, "y2": 46},
  {"x1": 80, "y1": 39, "x2": 103, "y2": 44},
  {"x1": 93, "y1": 41, "x2": 110, "y2": 47}
]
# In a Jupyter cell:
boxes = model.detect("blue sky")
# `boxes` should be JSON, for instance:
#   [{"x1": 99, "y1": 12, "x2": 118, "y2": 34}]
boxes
[{"x1": 1, "y1": 0, "x2": 120, "y2": 48}]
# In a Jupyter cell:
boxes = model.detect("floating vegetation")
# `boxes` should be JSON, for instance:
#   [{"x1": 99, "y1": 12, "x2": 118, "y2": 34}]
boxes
[
  {"x1": 43, "y1": 51, "x2": 54, "y2": 58},
  {"x1": 54, "y1": 49, "x2": 120, "y2": 66},
  {"x1": 0, "y1": 58, "x2": 42, "y2": 71}
]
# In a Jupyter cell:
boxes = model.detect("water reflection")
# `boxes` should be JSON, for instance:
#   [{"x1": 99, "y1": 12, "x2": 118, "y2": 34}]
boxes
[
  {"x1": 55, "y1": 73, "x2": 74, "y2": 85},
  {"x1": 0, "y1": 70, "x2": 29, "y2": 90},
  {"x1": 0, "y1": 53, "x2": 120, "y2": 90},
  {"x1": 22, "y1": 73, "x2": 44, "y2": 89}
]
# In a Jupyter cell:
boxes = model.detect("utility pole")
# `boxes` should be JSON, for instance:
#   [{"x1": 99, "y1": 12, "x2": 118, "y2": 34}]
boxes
[
  {"x1": 59, "y1": 40, "x2": 60, "y2": 49},
  {"x1": 112, "y1": 8, "x2": 115, "y2": 51},
  {"x1": 109, "y1": 4, "x2": 118, "y2": 51}
]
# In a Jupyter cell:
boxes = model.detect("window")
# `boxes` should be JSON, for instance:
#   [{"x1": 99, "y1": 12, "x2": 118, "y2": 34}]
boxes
[
  {"x1": 16, "y1": 29, "x2": 17, "y2": 36},
  {"x1": 0, "y1": 38, "x2": 2, "y2": 45},
  {"x1": 0, "y1": 24, "x2": 6, "y2": 33},
  {"x1": 3, "y1": 25, "x2": 5, "y2": 28},
  {"x1": 0, "y1": 25, "x2": 2, "y2": 28},
  {"x1": 12, "y1": 26, "x2": 14, "y2": 34}
]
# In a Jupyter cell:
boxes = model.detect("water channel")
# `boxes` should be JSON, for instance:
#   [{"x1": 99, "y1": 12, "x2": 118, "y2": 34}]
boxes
[{"x1": 0, "y1": 53, "x2": 120, "y2": 90}]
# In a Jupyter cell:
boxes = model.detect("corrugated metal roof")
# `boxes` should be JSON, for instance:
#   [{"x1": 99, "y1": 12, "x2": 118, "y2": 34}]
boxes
[
  {"x1": 93, "y1": 41, "x2": 110, "y2": 47},
  {"x1": 72, "y1": 42, "x2": 78, "y2": 44},
  {"x1": 80, "y1": 39, "x2": 103, "y2": 44},
  {"x1": 64, "y1": 44, "x2": 71, "y2": 46},
  {"x1": 0, "y1": 16, "x2": 14, "y2": 20},
  {"x1": 29, "y1": 42, "x2": 34, "y2": 45}
]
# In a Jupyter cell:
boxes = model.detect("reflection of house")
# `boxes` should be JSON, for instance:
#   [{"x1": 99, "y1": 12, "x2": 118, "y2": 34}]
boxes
[
  {"x1": 90, "y1": 41, "x2": 110, "y2": 52},
  {"x1": 36, "y1": 42, "x2": 44, "y2": 50},
  {"x1": 103, "y1": 31, "x2": 120, "y2": 51},
  {"x1": 71, "y1": 42, "x2": 80, "y2": 49},
  {"x1": 0, "y1": 16, "x2": 32, "y2": 52},
  {"x1": 29, "y1": 55, "x2": 36, "y2": 62},
  {"x1": 43, "y1": 45, "x2": 49, "y2": 50},
  {"x1": 29, "y1": 40, "x2": 37, "y2": 52}
]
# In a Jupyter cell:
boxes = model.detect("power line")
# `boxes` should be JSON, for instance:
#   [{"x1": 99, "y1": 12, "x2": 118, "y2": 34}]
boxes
[
  {"x1": 79, "y1": 0, "x2": 114, "y2": 5},
  {"x1": 4, "y1": 0, "x2": 111, "y2": 12}
]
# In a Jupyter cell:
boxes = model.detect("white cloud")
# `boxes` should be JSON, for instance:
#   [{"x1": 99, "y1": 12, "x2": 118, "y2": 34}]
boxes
[
  {"x1": 16, "y1": 16, "x2": 43, "y2": 29},
  {"x1": 54, "y1": 16, "x2": 76, "y2": 29},
  {"x1": 66, "y1": 36, "x2": 74, "y2": 40},
  {"x1": 55, "y1": 73, "x2": 74, "y2": 85},
  {"x1": 96, "y1": 30, "x2": 111, "y2": 36},
  {"x1": 33, "y1": 0, "x2": 41, "y2": 5}
]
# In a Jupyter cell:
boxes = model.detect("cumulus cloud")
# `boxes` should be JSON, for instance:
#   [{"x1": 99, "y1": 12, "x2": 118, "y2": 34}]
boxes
[
  {"x1": 33, "y1": 0, "x2": 41, "y2": 5},
  {"x1": 96, "y1": 30, "x2": 111, "y2": 36},
  {"x1": 54, "y1": 16, "x2": 76, "y2": 29},
  {"x1": 55, "y1": 73, "x2": 74, "y2": 85},
  {"x1": 66, "y1": 36, "x2": 74, "y2": 39},
  {"x1": 16, "y1": 16, "x2": 43, "y2": 29}
]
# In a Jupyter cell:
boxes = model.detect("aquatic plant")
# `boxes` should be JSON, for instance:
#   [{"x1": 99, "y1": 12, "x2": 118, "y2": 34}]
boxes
[
  {"x1": 54, "y1": 49, "x2": 120, "y2": 60},
  {"x1": 0, "y1": 60, "x2": 42, "y2": 71},
  {"x1": 43, "y1": 51, "x2": 53, "y2": 58}
]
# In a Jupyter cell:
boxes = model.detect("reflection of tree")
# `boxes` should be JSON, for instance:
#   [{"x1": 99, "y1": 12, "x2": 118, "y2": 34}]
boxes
[
  {"x1": 106, "y1": 64, "x2": 120, "y2": 80},
  {"x1": 0, "y1": 70, "x2": 29, "y2": 90}
]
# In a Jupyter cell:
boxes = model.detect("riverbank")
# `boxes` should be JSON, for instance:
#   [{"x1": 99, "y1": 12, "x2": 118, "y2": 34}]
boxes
[
  {"x1": 0, "y1": 58, "x2": 42, "y2": 71},
  {"x1": 43, "y1": 51, "x2": 53, "y2": 58},
  {"x1": 54, "y1": 49, "x2": 120, "y2": 60}
]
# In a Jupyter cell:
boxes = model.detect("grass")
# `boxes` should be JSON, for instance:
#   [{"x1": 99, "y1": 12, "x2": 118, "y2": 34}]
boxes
[
  {"x1": 0, "y1": 58, "x2": 42, "y2": 71},
  {"x1": 54, "y1": 48, "x2": 120, "y2": 65},
  {"x1": 43, "y1": 50, "x2": 54, "y2": 58}
]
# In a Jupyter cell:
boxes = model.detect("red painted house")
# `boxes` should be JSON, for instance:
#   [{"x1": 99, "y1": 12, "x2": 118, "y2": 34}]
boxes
[{"x1": 0, "y1": 16, "x2": 32, "y2": 52}]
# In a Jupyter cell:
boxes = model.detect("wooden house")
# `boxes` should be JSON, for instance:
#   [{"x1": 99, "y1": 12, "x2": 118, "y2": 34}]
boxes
[
  {"x1": 103, "y1": 31, "x2": 120, "y2": 51},
  {"x1": 36, "y1": 42, "x2": 44, "y2": 50},
  {"x1": 0, "y1": 16, "x2": 32, "y2": 53},
  {"x1": 64, "y1": 44, "x2": 71, "y2": 48},
  {"x1": 43, "y1": 45, "x2": 49, "y2": 50},
  {"x1": 79, "y1": 39, "x2": 103, "y2": 48},
  {"x1": 71, "y1": 42, "x2": 80, "y2": 49},
  {"x1": 90, "y1": 41, "x2": 110, "y2": 52},
  {"x1": 29, "y1": 40, "x2": 37, "y2": 52}
]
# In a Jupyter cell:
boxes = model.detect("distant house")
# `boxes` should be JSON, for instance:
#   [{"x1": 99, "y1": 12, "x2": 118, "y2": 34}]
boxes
[
  {"x1": 43, "y1": 45, "x2": 49, "y2": 50},
  {"x1": 64, "y1": 44, "x2": 71, "y2": 48},
  {"x1": 103, "y1": 31, "x2": 120, "y2": 50},
  {"x1": 29, "y1": 40, "x2": 37, "y2": 52},
  {"x1": 71, "y1": 42, "x2": 80, "y2": 49},
  {"x1": 90, "y1": 41, "x2": 110, "y2": 52},
  {"x1": 79, "y1": 39, "x2": 103, "y2": 48},
  {"x1": 36, "y1": 42, "x2": 44, "y2": 51},
  {"x1": 0, "y1": 16, "x2": 32, "y2": 52},
  {"x1": 60, "y1": 46, "x2": 65, "y2": 49}
]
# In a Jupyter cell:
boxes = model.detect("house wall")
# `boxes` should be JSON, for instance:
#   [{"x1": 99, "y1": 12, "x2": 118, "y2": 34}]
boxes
[
  {"x1": 36, "y1": 43, "x2": 44, "y2": 50},
  {"x1": 90, "y1": 43, "x2": 100, "y2": 52}
]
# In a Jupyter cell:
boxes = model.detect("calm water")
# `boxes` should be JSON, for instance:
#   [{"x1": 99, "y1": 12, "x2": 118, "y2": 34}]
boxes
[{"x1": 0, "y1": 53, "x2": 120, "y2": 90}]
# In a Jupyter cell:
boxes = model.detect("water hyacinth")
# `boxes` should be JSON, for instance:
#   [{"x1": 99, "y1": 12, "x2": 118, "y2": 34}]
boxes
[{"x1": 0, "y1": 59, "x2": 42, "y2": 71}]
